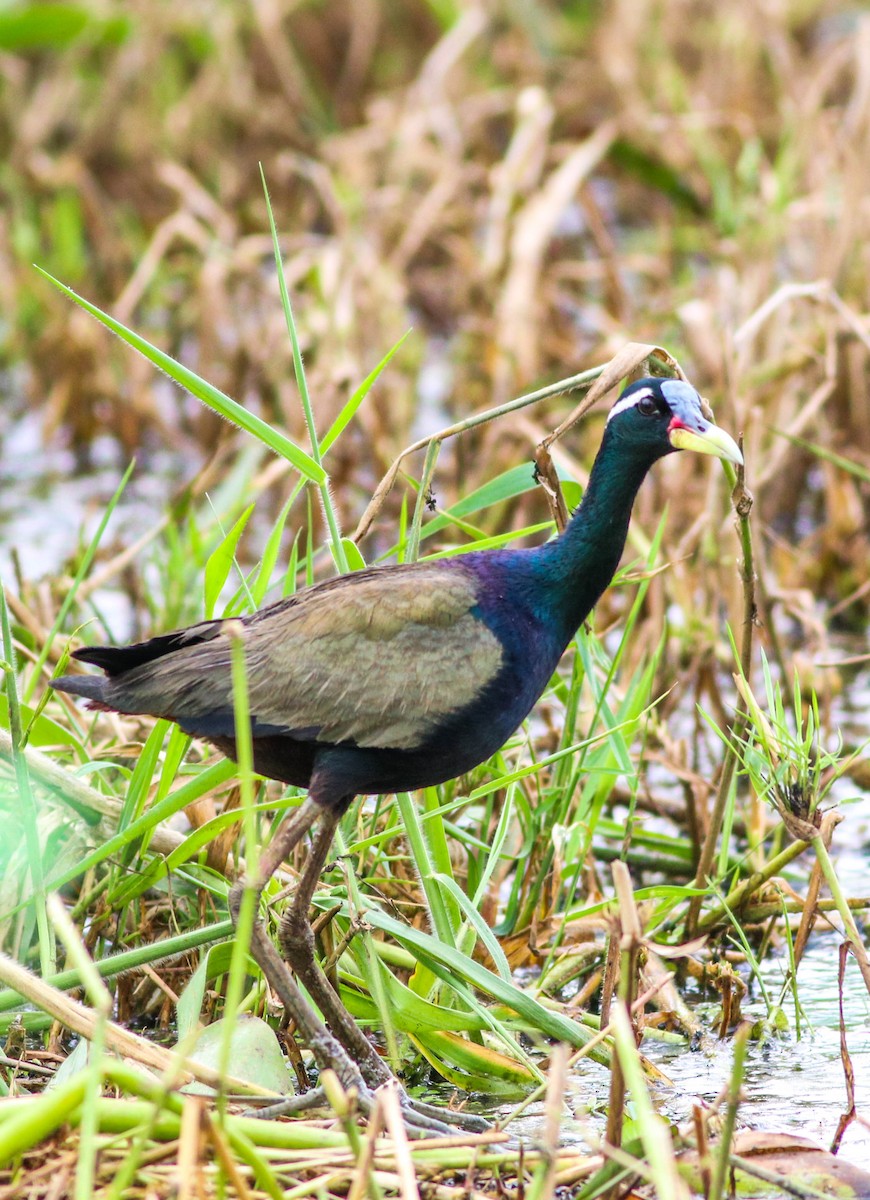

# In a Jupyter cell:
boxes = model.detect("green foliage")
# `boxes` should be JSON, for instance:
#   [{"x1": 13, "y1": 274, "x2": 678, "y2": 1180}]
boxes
[
  {"x1": 707, "y1": 644, "x2": 845, "y2": 825},
  {"x1": 2, "y1": 1, "x2": 870, "y2": 1184},
  {"x1": 204, "y1": 504, "x2": 255, "y2": 618},
  {"x1": 36, "y1": 270, "x2": 326, "y2": 486},
  {"x1": 0, "y1": 3, "x2": 129, "y2": 52}
]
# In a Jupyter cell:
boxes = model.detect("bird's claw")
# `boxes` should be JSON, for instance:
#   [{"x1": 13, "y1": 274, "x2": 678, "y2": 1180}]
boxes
[
  {"x1": 399, "y1": 1093, "x2": 490, "y2": 1134},
  {"x1": 242, "y1": 1085, "x2": 329, "y2": 1120},
  {"x1": 242, "y1": 1073, "x2": 489, "y2": 1137}
]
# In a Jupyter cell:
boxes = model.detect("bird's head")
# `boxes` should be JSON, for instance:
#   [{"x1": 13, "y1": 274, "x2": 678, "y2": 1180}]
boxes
[{"x1": 605, "y1": 377, "x2": 743, "y2": 467}]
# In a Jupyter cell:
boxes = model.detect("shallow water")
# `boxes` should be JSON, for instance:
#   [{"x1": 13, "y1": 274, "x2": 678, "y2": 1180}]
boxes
[
  {"x1": 501, "y1": 771, "x2": 870, "y2": 1172},
  {"x1": 657, "y1": 933, "x2": 870, "y2": 1167},
  {"x1": 0, "y1": 402, "x2": 196, "y2": 584},
  {"x1": 504, "y1": 928, "x2": 870, "y2": 1170}
]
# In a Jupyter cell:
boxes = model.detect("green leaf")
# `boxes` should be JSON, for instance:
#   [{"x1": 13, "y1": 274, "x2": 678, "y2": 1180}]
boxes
[
  {"x1": 772, "y1": 427, "x2": 870, "y2": 483},
  {"x1": 0, "y1": 3, "x2": 88, "y2": 50},
  {"x1": 250, "y1": 493, "x2": 298, "y2": 605},
  {"x1": 560, "y1": 479, "x2": 583, "y2": 512},
  {"x1": 419, "y1": 464, "x2": 541, "y2": 540},
  {"x1": 177, "y1": 943, "x2": 258, "y2": 1040},
  {"x1": 0, "y1": 1073, "x2": 89, "y2": 1161},
  {"x1": 410, "y1": 1029, "x2": 539, "y2": 1086},
  {"x1": 432, "y1": 873, "x2": 512, "y2": 981},
  {"x1": 183, "y1": 1015, "x2": 292, "y2": 1095},
  {"x1": 363, "y1": 906, "x2": 597, "y2": 1050},
  {"x1": 339, "y1": 975, "x2": 485, "y2": 1034},
  {"x1": 0, "y1": 695, "x2": 84, "y2": 754},
  {"x1": 421, "y1": 522, "x2": 553, "y2": 561},
  {"x1": 34, "y1": 269, "x2": 326, "y2": 485},
  {"x1": 204, "y1": 504, "x2": 255, "y2": 619},
  {"x1": 332, "y1": 538, "x2": 366, "y2": 573},
  {"x1": 42, "y1": 760, "x2": 237, "y2": 895},
  {"x1": 610, "y1": 138, "x2": 706, "y2": 214},
  {"x1": 320, "y1": 332, "x2": 411, "y2": 455}
]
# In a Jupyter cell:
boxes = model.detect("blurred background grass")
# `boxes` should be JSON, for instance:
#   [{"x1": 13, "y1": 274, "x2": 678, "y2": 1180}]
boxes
[{"x1": 2, "y1": 0, "x2": 868, "y2": 633}]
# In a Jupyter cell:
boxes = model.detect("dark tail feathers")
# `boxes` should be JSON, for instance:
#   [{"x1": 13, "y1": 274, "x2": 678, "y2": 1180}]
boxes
[
  {"x1": 70, "y1": 625, "x2": 220, "y2": 676},
  {"x1": 50, "y1": 673, "x2": 111, "y2": 710}
]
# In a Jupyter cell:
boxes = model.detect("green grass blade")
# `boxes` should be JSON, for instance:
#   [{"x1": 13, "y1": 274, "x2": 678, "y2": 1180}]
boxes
[
  {"x1": 204, "y1": 503, "x2": 255, "y2": 618},
  {"x1": 363, "y1": 906, "x2": 597, "y2": 1049},
  {"x1": 35, "y1": 267, "x2": 326, "y2": 484},
  {"x1": 417, "y1": 463, "x2": 543, "y2": 541},
  {"x1": 24, "y1": 458, "x2": 135, "y2": 702},
  {"x1": 42, "y1": 760, "x2": 237, "y2": 895},
  {"x1": 1, "y1": 585, "x2": 54, "y2": 974},
  {"x1": 432, "y1": 872, "x2": 512, "y2": 981},
  {"x1": 320, "y1": 332, "x2": 411, "y2": 455},
  {"x1": 259, "y1": 170, "x2": 349, "y2": 574}
]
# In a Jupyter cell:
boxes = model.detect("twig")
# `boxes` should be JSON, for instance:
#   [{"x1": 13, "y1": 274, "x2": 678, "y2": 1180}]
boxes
[
  {"x1": 534, "y1": 343, "x2": 684, "y2": 531},
  {"x1": 686, "y1": 444, "x2": 755, "y2": 936},
  {"x1": 353, "y1": 344, "x2": 682, "y2": 547}
]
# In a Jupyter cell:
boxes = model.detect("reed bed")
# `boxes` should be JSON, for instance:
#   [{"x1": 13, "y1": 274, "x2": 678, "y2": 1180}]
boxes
[{"x1": 3, "y1": 2, "x2": 870, "y2": 1197}]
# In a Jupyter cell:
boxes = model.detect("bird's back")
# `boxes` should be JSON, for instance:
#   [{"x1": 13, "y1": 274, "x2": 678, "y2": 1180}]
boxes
[{"x1": 52, "y1": 551, "x2": 578, "y2": 800}]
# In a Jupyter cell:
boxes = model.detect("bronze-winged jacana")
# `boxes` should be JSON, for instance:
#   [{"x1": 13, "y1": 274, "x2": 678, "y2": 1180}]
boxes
[{"x1": 52, "y1": 376, "x2": 742, "y2": 1132}]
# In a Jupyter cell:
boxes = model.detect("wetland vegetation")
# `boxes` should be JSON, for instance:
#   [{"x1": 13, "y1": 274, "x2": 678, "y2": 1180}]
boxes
[{"x1": 2, "y1": 2, "x2": 870, "y2": 1197}]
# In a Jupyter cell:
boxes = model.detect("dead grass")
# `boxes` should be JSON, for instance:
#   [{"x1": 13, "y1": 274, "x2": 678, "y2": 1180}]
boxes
[
  {"x1": 4, "y1": 4, "x2": 870, "y2": 1194},
  {"x1": 4, "y1": 4, "x2": 869, "y2": 621}
]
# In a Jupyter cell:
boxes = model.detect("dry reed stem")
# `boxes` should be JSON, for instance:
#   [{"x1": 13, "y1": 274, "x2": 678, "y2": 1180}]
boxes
[
  {"x1": 534, "y1": 341, "x2": 686, "y2": 529},
  {"x1": 686, "y1": 446, "x2": 755, "y2": 938},
  {"x1": 0, "y1": 952, "x2": 271, "y2": 1097}
]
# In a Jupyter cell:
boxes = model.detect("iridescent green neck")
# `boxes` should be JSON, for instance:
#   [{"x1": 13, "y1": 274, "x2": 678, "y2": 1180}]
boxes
[{"x1": 533, "y1": 431, "x2": 656, "y2": 633}]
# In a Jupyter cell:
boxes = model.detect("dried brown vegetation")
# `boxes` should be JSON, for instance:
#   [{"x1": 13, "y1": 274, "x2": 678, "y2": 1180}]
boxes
[
  {"x1": 4, "y1": 2, "x2": 870, "y2": 628},
  {"x1": 4, "y1": 3, "x2": 870, "y2": 1193}
]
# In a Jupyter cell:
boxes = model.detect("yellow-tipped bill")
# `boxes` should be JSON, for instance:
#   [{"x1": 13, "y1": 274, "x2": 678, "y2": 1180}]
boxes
[{"x1": 669, "y1": 421, "x2": 743, "y2": 466}]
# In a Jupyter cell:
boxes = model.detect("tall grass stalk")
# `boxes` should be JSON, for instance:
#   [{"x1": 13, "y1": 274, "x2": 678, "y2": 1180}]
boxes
[
  {"x1": 687, "y1": 451, "x2": 754, "y2": 936},
  {"x1": 708, "y1": 1023, "x2": 750, "y2": 1200},
  {"x1": 216, "y1": 624, "x2": 259, "y2": 1117},
  {"x1": 611, "y1": 1003, "x2": 689, "y2": 1200},
  {"x1": 261, "y1": 169, "x2": 350, "y2": 575},
  {"x1": 46, "y1": 894, "x2": 110, "y2": 1200},
  {"x1": 1, "y1": 584, "x2": 53, "y2": 976},
  {"x1": 22, "y1": 460, "x2": 137, "y2": 704}
]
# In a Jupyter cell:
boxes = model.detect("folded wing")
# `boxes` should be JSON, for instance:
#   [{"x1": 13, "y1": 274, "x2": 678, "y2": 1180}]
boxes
[{"x1": 69, "y1": 564, "x2": 505, "y2": 753}]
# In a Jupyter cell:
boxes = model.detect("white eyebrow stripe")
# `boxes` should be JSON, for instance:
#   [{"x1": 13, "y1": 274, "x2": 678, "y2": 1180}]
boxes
[{"x1": 606, "y1": 387, "x2": 655, "y2": 424}]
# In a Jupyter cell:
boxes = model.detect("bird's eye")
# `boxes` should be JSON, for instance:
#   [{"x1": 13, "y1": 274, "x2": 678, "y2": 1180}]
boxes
[{"x1": 637, "y1": 394, "x2": 657, "y2": 416}]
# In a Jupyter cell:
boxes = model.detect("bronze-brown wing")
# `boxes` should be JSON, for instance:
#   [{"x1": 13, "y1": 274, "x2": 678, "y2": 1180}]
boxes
[
  {"x1": 105, "y1": 565, "x2": 505, "y2": 752},
  {"x1": 245, "y1": 566, "x2": 504, "y2": 748}
]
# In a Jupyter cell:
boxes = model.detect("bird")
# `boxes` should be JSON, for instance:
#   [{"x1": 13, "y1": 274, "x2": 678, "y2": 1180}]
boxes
[{"x1": 51, "y1": 375, "x2": 741, "y2": 1132}]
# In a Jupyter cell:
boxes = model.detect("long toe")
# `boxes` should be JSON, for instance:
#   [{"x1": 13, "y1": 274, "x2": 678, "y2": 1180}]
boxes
[
  {"x1": 243, "y1": 1077, "x2": 469, "y2": 1138},
  {"x1": 400, "y1": 1094, "x2": 490, "y2": 1134},
  {"x1": 242, "y1": 1074, "x2": 489, "y2": 1137},
  {"x1": 361, "y1": 1080, "x2": 488, "y2": 1138},
  {"x1": 242, "y1": 1086, "x2": 329, "y2": 1120}
]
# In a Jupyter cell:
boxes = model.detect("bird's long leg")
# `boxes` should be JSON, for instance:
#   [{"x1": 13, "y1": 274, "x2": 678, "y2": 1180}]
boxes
[
  {"x1": 231, "y1": 796, "x2": 468, "y2": 1135},
  {"x1": 278, "y1": 808, "x2": 395, "y2": 1089},
  {"x1": 278, "y1": 807, "x2": 490, "y2": 1134},
  {"x1": 228, "y1": 797, "x2": 364, "y2": 1091}
]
